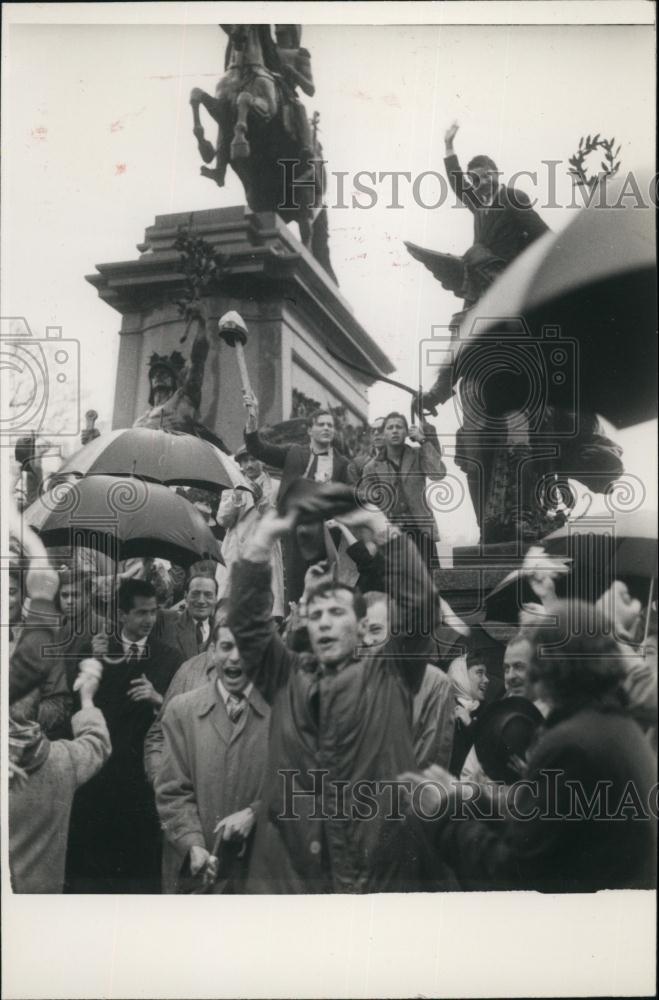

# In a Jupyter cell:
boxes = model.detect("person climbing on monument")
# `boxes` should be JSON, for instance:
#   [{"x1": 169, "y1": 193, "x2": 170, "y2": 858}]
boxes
[
  {"x1": 406, "y1": 122, "x2": 549, "y2": 312},
  {"x1": 359, "y1": 411, "x2": 446, "y2": 568},
  {"x1": 242, "y1": 390, "x2": 354, "y2": 496},
  {"x1": 443, "y1": 120, "x2": 549, "y2": 303}
]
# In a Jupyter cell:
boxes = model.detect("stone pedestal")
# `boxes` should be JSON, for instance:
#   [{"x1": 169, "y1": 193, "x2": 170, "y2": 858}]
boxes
[{"x1": 86, "y1": 207, "x2": 393, "y2": 451}]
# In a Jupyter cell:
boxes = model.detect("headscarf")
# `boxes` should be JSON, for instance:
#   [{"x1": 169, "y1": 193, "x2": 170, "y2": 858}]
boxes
[
  {"x1": 448, "y1": 655, "x2": 481, "y2": 725},
  {"x1": 8, "y1": 710, "x2": 50, "y2": 775}
]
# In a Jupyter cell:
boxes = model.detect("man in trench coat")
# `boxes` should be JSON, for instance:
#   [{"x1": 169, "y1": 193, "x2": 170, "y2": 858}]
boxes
[{"x1": 155, "y1": 622, "x2": 270, "y2": 893}]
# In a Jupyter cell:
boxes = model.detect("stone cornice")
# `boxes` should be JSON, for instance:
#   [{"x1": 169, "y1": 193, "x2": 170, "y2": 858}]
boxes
[{"x1": 86, "y1": 206, "x2": 394, "y2": 381}]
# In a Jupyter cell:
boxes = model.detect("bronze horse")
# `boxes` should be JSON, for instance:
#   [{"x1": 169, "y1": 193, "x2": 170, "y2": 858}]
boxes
[{"x1": 190, "y1": 25, "x2": 335, "y2": 282}]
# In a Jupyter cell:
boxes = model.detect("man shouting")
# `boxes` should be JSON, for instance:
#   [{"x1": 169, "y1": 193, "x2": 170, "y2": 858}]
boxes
[{"x1": 228, "y1": 504, "x2": 454, "y2": 893}]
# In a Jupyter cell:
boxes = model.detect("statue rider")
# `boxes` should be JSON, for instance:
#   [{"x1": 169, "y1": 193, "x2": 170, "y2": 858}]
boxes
[
  {"x1": 274, "y1": 24, "x2": 315, "y2": 159},
  {"x1": 221, "y1": 24, "x2": 315, "y2": 158}
]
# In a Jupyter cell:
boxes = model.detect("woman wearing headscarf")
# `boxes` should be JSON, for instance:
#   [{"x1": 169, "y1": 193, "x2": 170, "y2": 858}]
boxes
[{"x1": 447, "y1": 653, "x2": 490, "y2": 776}]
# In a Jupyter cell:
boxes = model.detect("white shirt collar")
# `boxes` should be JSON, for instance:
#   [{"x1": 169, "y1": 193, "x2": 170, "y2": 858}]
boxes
[
  {"x1": 121, "y1": 631, "x2": 149, "y2": 655},
  {"x1": 216, "y1": 678, "x2": 253, "y2": 706}
]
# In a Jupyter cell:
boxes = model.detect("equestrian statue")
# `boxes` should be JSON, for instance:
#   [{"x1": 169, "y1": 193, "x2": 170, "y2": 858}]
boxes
[{"x1": 190, "y1": 24, "x2": 336, "y2": 282}]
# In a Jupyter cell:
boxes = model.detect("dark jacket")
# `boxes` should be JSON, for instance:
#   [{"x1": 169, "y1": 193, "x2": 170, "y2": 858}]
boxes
[
  {"x1": 53, "y1": 610, "x2": 107, "y2": 692},
  {"x1": 360, "y1": 428, "x2": 446, "y2": 540},
  {"x1": 228, "y1": 533, "x2": 455, "y2": 893},
  {"x1": 65, "y1": 634, "x2": 183, "y2": 893},
  {"x1": 244, "y1": 429, "x2": 354, "y2": 502},
  {"x1": 156, "y1": 608, "x2": 210, "y2": 661},
  {"x1": 445, "y1": 153, "x2": 549, "y2": 264},
  {"x1": 345, "y1": 540, "x2": 385, "y2": 594},
  {"x1": 441, "y1": 704, "x2": 657, "y2": 892}
]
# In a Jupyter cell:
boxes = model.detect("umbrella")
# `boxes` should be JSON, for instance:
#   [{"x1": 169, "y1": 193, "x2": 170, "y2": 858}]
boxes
[
  {"x1": 57, "y1": 428, "x2": 246, "y2": 492},
  {"x1": 25, "y1": 475, "x2": 223, "y2": 567},
  {"x1": 483, "y1": 511, "x2": 657, "y2": 625},
  {"x1": 543, "y1": 508, "x2": 657, "y2": 581},
  {"x1": 484, "y1": 568, "x2": 537, "y2": 626},
  {"x1": 443, "y1": 183, "x2": 656, "y2": 429}
]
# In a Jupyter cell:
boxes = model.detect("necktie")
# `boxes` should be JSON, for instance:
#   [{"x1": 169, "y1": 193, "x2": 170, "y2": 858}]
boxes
[
  {"x1": 305, "y1": 451, "x2": 329, "y2": 480},
  {"x1": 196, "y1": 621, "x2": 206, "y2": 652},
  {"x1": 127, "y1": 643, "x2": 141, "y2": 664},
  {"x1": 226, "y1": 693, "x2": 245, "y2": 725}
]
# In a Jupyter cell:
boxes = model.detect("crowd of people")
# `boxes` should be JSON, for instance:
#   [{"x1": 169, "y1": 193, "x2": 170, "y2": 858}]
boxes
[
  {"x1": 7, "y1": 388, "x2": 657, "y2": 896},
  {"x1": 6, "y1": 121, "x2": 657, "y2": 897}
]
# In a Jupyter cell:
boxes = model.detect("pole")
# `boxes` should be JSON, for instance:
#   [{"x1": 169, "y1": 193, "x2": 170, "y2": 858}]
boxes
[
  {"x1": 234, "y1": 343, "x2": 253, "y2": 398},
  {"x1": 643, "y1": 577, "x2": 654, "y2": 642}
]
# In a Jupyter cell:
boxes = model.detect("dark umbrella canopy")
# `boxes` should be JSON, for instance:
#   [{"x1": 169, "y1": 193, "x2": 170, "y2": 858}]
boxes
[
  {"x1": 543, "y1": 508, "x2": 657, "y2": 582},
  {"x1": 484, "y1": 510, "x2": 657, "y2": 623},
  {"x1": 484, "y1": 568, "x2": 537, "y2": 626},
  {"x1": 451, "y1": 188, "x2": 656, "y2": 429},
  {"x1": 25, "y1": 475, "x2": 223, "y2": 567},
  {"x1": 57, "y1": 428, "x2": 245, "y2": 492}
]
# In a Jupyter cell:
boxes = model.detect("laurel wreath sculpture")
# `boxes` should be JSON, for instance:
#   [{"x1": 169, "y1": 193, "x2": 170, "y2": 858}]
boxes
[
  {"x1": 567, "y1": 134, "x2": 622, "y2": 190},
  {"x1": 174, "y1": 229, "x2": 222, "y2": 343}
]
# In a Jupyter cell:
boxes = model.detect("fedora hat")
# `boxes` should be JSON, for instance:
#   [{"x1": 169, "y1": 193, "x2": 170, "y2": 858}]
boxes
[{"x1": 473, "y1": 696, "x2": 544, "y2": 784}]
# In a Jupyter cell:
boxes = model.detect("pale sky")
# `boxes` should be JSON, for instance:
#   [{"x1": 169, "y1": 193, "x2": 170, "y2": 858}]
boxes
[{"x1": 2, "y1": 14, "x2": 656, "y2": 541}]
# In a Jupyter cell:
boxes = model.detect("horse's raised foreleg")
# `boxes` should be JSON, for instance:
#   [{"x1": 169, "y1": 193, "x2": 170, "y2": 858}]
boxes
[
  {"x1": 190, "y1": 88, "x2": 221, "y2": 166},
  {"x1": 231, "y1": 91, "x2": 254, "y2": 159},
  {"x1": 231, "y1": 79, "x2": 278, "y2": 160}
]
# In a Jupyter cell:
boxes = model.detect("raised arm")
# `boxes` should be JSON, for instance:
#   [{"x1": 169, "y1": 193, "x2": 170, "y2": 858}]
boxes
[
  {"x1": 383, "y1": 531, "x2": 436, "y2": 649},
  {"x1": 336, "y1": 508, "x2": 437, "y2": 679},
  {"x1": 408, "y1": 420, "x2": 446, "y2": 479},
  {"x1": 64, "y1": 667, "x2": 112, "y2": 787},
  {"x1": 227, "y1": 510, "x2": 300, "y2": 701},
  {"x1": 242, "y1": 389, "x2": 289, "y2": 470},
  {"x1": 444, "y1": 121, "x2": 479, "y2": 213}
]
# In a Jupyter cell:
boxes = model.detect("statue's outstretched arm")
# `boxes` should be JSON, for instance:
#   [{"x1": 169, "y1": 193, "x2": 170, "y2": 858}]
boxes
[{"x1": 183, "y1": 315, "x2": 210, "y2": 410}]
